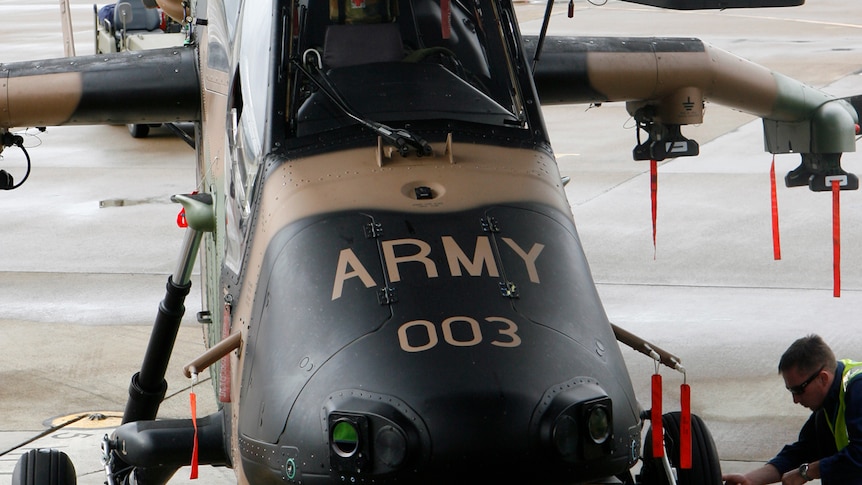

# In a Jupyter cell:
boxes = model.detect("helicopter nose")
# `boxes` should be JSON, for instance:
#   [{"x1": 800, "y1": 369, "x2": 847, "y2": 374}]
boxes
[{"x1": 325, "y1": 382, "x2": 618, "y2": 475}]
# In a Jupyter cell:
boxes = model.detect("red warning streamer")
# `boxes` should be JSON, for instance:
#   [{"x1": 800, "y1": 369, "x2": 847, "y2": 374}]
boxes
[
  {"x1": 770, "y1": 158, "x2": 781, "y2": 260},
  {"x1": 190, "y1": 389, "x2": 199, "y2": 479},
  {"x1": 441, "y1": 0, "x2": 451, "y2": 39},
  {"x1": 833, "y1": 180, "x2": 841, "y2": 298},
  {"x1": 650, "y1": 159, "x2": 658, "y2": 258},
  {"x1": 651, "y1": 373, "x2": 663, "y2": 458},
  {"x1": 680, "y1": 383, "x2": 692, "y2": 469}
]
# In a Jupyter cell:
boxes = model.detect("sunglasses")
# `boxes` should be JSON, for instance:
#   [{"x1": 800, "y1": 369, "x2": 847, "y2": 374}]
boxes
[{"x1": 787, "y1": 365, "x2": 825, "y2": 395}]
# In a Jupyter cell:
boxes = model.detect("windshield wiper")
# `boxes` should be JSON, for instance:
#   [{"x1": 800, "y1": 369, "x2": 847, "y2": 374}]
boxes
[{"x1": 292, "y1": 57, "x2": 433, "y2": 157}]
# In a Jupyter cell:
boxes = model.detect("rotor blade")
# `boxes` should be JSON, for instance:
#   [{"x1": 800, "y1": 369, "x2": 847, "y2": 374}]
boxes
[{"x1": 619, "y1": 0, "x2": 803, "y2": 9}]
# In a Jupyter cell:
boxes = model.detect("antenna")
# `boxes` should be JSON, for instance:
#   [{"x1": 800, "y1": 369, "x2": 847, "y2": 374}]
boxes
[{"x1": 59, "y1": 0, "x2": 76, "y2": 56}]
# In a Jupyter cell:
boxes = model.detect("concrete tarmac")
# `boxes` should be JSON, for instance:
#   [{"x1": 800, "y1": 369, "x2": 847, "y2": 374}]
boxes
[{"x1": 1, "y1": 0, "x2": 860, "y2": 483}]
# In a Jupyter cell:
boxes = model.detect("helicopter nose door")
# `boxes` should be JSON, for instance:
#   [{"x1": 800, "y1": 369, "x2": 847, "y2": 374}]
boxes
[{"x1": 237, "y1": 212, "x2": 392, "y2": 446}]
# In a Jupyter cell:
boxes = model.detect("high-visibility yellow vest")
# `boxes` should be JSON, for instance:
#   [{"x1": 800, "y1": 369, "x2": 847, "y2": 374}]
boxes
[{"x1": 825, "y1": 359, "x2": 862, "y2": 451}]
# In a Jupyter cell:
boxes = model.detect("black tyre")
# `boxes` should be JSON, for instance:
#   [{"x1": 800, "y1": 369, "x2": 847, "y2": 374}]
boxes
[
  {"x1": 12, "y1": 448, "x2": 77, "y2": 485},
  {"x1": 128, "y1": 124, "x2": 150, "y2": 138},
  {"x1": 640, "y1": 411, "x2": 721, "y2": 485}
]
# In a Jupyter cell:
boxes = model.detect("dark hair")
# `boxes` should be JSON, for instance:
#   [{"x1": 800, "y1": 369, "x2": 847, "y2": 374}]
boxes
[{"x1": 778, "y1": 334, "x2": 836, "y2": 375}]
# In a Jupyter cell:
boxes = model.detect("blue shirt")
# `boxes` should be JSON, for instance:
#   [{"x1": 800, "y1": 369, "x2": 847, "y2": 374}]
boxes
[
  {"x1": 98, "y1": 4, "x2": 116, "y2": 25},
  {"x1": 768, "y1": 361, "x2": 862, "y2": 484}
]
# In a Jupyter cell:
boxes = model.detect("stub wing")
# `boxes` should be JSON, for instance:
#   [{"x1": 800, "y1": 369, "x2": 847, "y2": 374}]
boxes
[
  {"x1": 525, "y1": 35, "x2": 858, "y2": 185},
  {"x1": 0, "y1": 47, "x2": 200, "y2": 129}
]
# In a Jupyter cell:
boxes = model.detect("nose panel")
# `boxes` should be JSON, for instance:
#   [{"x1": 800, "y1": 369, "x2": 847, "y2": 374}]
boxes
[
  {"x1": 236, "y1": 204, "x2": 641, "y2": 482},
  {"x1": 238, "y1": 212, "x2": 391, "y2": 444}
]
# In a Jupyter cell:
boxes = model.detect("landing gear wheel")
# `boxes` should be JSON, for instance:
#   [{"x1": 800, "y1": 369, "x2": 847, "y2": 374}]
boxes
[
  {"x1": 12, "y1": 448, "x2": 77, "y2": 485},
  {"x1": 128, "y1": 123, "x2": 150, "y2": 138},
  {"x1": 640, "y1": 411, "x2": 721, "y2": 485}
]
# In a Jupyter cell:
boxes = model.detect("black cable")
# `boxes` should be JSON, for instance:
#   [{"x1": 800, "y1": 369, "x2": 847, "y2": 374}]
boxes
[
  {"x1": 1, "y1": 133, "x2": 31, "y2": 190},
  {"x1": 0, "y1": 414, "x2": 89, "y2": 457}
]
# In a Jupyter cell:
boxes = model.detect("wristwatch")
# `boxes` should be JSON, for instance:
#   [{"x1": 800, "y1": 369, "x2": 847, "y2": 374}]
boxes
[{"x1": 799, "y1": 463, "x2": 812, "y2": 482}]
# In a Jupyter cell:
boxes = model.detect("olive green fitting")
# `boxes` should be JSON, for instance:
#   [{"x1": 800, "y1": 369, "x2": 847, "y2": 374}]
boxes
[{"x1": 172, "y1": 192, "x2": 215, "y2": 232}]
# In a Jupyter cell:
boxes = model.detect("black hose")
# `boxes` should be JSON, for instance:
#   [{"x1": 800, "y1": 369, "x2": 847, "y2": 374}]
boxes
[{"x1": 0, "y1": 133, "x2": 31, "y2": 190}]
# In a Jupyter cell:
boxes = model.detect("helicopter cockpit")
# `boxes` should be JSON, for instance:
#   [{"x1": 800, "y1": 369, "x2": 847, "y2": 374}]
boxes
[
  {"x1": 287, "y1": 0, "x2": 528, "y2": 140},
  {"x1": 223, "y1": 0, "x2": 546, "y2": 283}
]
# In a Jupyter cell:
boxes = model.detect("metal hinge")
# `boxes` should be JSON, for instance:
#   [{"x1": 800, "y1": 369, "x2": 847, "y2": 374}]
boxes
[
  {"x1": 377, "y1": 287, "x2": 398, "y2": 305},
  {"x1": 365, "y1": 222, "x2": 383, "y2": 239},
  {"x1": 499, "y1": 281, "x2": 518, "y2": 299},
  {"x1": 481, "y1": 217, "x2": 500, "y2": 233}
]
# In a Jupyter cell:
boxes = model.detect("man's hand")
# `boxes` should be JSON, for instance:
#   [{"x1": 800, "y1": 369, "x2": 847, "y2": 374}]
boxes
[
  {"x1": 721, "y1": 463, "x2": 782, "y2": 485},
  {"x1": 722, "y1": 473, "x2": 753, "y2": 485}
]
